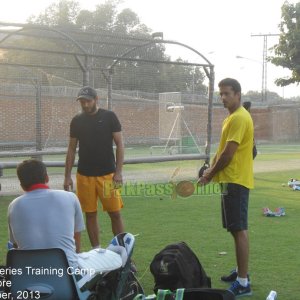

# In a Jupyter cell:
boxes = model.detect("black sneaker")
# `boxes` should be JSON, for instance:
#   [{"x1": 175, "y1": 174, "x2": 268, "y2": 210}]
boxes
[
  {"x1": 221, "y1": 269, "x2": 238, "y2": 282},
  {"x1": 228, "y1": 280, "x2": 252, "y2": 297},
  {"x1": 221, "y1": 269, "x2": 251, "y2": 283}
]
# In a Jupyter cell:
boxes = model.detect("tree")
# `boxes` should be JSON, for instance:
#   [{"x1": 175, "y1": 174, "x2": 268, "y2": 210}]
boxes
[
  {"x1": 242, "y1": 91, "x2": 263, "y2": 102},
  {"x1": 114, "y1": 8, "x2": 140, "y2": 34},
  {"x1": 270, "y1": 1, "x2": 300, "y2": 86},
  {"x1": 2, "y1": 0, "x2": 207, "y2": 94},
  {"x1": 28, "y1": 0, "x2": 80, "y2": 28},
  {"x1": 241, "y1": 90, "x2": 283, "y2": 103}
]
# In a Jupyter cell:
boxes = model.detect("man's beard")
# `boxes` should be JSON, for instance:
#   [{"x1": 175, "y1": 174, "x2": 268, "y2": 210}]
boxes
[{"x1": 83, "y1": 104, "x2": 97, "y2": 114}]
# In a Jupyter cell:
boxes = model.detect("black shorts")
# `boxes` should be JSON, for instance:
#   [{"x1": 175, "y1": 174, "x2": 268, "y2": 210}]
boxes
[{"x1": 221, "y1": 183, "x2": 249, "y2": 232}]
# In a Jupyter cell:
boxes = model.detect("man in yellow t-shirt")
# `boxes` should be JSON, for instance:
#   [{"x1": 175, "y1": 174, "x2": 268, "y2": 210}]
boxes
[{"x1": 199, "y1": 78, "x2": 253, "y2": 298}]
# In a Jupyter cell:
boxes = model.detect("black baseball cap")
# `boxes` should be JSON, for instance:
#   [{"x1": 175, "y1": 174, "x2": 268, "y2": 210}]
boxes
[{"x1": 76, "y1": 86, "x2": 97, "y2": 100}]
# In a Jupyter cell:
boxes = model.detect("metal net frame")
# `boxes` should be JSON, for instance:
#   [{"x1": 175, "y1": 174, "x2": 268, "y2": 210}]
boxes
[{"x1": 0, "y1": 22, "x2": 214, "y2": 194}]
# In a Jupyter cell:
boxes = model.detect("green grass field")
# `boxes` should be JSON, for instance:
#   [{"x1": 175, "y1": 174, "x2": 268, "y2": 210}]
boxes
[{"x1": 0, "y1": 146, "x2": 300, "y2": 299}]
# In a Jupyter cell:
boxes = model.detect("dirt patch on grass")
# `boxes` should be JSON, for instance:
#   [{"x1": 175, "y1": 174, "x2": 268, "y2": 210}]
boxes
[
  {"x1": 254, "y1": 159, "x2": 300, "y2": 173},
  {"x1": 2, "y1": 159, "x2": 300, "y2": 196}
]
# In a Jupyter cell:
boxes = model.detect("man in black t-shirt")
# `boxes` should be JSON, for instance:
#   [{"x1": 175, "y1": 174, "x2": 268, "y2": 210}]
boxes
[{"x1": 64, "y1": 86, "x2": 124, "y2": 249}]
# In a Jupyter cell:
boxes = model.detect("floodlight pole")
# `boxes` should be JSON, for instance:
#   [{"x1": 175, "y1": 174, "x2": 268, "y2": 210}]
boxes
[{"x1": 251, "y1": 33, "x2": 280, "y2": 102}]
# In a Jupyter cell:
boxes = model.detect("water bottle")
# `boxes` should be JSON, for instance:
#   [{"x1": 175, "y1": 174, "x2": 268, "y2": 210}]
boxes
[{"x1": 266, "y1": 290, "x2": 277, "y2": 300}]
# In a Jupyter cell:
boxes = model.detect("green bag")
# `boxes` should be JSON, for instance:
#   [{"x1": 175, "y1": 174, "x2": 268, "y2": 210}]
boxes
[{"x1": 134, "y1": 288, "x2": 184, "y2": 300}]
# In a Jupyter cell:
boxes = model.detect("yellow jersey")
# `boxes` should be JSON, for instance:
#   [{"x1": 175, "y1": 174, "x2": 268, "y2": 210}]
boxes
[{"x1": 213, "y1": 106, "x2": 254, "y2": 189}]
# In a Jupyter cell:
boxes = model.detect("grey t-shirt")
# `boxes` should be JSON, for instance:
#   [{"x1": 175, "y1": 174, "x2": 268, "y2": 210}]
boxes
[{"x1": 8, "y1": 189, "x2": 85, "y2": 268}]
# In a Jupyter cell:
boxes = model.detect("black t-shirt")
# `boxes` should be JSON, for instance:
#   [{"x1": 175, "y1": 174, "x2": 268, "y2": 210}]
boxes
[{"x1": 70, "y1": 109, "x2": 122, "y2": 176}]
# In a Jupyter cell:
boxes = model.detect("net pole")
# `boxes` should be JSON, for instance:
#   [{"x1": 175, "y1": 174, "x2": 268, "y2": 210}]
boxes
[
  {"x1": 163, "y1": 111, "x2": 180, "y2": 153},
  {"x1": 205, "y1": 66, "x2": 214, "y2": 164},
  {"x1": 35, "y1": 79, "x2": 42, "y2": 160}
]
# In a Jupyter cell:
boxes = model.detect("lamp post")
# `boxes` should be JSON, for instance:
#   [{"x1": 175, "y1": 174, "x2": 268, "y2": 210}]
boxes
[{"x1": 236, "y1": 55, "x2": 266, "y2": 102}]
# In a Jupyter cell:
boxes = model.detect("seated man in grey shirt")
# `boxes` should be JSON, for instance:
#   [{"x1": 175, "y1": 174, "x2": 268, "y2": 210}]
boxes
[{"x1": 8, "y1": 159, "x2": 85, "y2": 268}]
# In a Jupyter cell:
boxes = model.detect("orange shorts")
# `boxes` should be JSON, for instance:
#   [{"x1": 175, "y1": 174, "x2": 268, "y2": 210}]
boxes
[{"x1": 76, "y1": 173, "x2": 123, "y2": 213}]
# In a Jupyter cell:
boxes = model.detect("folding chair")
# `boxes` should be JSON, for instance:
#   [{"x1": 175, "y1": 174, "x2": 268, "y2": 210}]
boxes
[{"x1": 6, "y1": 248, "x2": 91, "y2": 300}]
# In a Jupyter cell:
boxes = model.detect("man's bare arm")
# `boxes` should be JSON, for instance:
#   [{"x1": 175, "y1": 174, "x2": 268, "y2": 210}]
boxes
[
  {"x1": 64, "y1": 137, "x2": 78, "y2": 191},
  {"x1": 112, "y1": 132, "x2": 124, "y2": 185},
  {"x1": 199, "y1": 141, "x2": 238, "y2": 185},
  {"x1": 74, "y1": 231, "x2": 81, "y2": 253}
]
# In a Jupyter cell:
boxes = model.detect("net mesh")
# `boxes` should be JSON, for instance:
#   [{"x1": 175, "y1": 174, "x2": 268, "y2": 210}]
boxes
[
  {"x1": 0, "y1": 47, "x2": 211, "y2": 195},
  {"x1": 1, "y1": 24, "x2": 299, "y2": 195},
  {"x1": 159, "y1": 92, "x2": 182, "y2": 141}
]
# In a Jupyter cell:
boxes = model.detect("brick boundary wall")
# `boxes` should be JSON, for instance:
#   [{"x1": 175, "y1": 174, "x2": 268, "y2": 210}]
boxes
[{"x1": 1, "y1": 95, "x2": 299, "y2": 150}]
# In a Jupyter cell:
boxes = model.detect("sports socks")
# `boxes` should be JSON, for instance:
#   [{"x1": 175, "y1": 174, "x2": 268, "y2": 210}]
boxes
[{"x1": 237, "y1": 276, "x2": 248, "y2": 287}]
